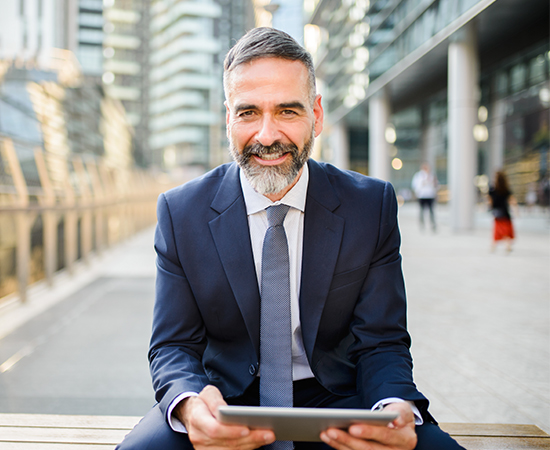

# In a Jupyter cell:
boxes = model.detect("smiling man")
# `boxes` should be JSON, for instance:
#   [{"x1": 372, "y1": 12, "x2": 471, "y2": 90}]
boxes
[
  {"x1": 116, "y1": 28, "x2": 464, "y2": 450},
  {"x1": 225, "y1": 54, "x2": 322, "y2": 201}
]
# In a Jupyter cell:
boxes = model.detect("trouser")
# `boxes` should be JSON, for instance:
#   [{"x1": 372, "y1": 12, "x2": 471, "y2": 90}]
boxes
[
  {"x1": 418, "y1": 198, "x2": 436, "y2": 229},
  {"x1": 116, "y1": 378, "x2": 464, "y2": 450}
]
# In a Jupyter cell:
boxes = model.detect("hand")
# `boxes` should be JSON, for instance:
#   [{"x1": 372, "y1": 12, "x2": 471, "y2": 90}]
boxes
[
  {"x1": 174, "y1": 385, "x2": 275, "y2": 450},
  {"x1": 320, "y1": 402, "x2": 417, "y2": 450}
]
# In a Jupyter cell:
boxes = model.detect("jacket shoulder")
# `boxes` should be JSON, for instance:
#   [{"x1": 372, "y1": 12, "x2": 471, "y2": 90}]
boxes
[{"x1": 162, "y1": 163, "x2": 234, "y2": 205}]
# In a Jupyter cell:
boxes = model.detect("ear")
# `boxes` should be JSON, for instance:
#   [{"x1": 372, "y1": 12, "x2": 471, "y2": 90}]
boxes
[
  {"x1": 313, "y1": 94, "x2": 324, "y2": 137},
  {"x1": 224, "y1": 101, "x2": 231, "y2": 139}
]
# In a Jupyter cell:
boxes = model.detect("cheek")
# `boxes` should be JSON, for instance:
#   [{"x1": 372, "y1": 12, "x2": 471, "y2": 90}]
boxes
[{"x1": 229, "y1": 122, "x2": 257, "y2": 147}]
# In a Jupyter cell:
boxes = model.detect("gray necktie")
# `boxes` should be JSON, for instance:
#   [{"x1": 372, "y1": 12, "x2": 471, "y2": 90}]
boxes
[{"x1": 260, "y1": 204, "x2": 293, "y2": 450}]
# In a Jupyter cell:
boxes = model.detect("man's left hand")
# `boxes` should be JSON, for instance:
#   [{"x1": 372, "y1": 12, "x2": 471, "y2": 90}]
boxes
[{"x1": 320, "y1": 402, "x2": 417, "y2": 450}]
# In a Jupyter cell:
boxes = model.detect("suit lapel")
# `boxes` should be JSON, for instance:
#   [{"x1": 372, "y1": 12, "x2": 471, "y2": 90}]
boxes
[
  {"x1": 300, "y1": 160, "x2": 344, "y2": 356},
  {"x1": 209, "y1": 163, "x2": 261, "y2": 357}
]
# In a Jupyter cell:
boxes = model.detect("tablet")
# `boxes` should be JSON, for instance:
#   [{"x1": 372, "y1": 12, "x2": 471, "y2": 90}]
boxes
[{"x1": 216, "y1": 405, "x2": 399, "y2": 442}]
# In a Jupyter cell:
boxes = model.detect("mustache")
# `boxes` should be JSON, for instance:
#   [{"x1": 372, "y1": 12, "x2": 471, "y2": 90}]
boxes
[{"x1": 242, "y1": 142, "x2": 299, "y2": 158}]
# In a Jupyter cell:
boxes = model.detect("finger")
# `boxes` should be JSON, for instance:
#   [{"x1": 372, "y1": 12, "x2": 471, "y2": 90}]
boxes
[
  {"x1": 193, "y1": 386, "x2": 252, "y2": 440},
  {"x1": 321, "y1": 428, "x2": 374, "y2": 450},
  {"x1": 377, "y1": 403, "x2": 414, "y2": 430},
  {"x1": 326, "y1": 421, "x2": 416, "y2": 450},
  {"x1": 199, "y1": 385, "x2": 228, "y2": 413},
  {"x1": 192, "y1": 388, "x2": 276, "y2": 447}
]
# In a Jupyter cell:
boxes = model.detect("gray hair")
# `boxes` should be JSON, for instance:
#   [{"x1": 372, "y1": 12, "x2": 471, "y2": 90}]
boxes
[{"x1": 223, "y1": 27, "x2": 317, "y2": 105}]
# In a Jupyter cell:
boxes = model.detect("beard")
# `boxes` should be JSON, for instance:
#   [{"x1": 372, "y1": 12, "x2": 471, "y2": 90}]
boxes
[{"x1": 229, "y1": 132, "x2": 314, "y2": 196}]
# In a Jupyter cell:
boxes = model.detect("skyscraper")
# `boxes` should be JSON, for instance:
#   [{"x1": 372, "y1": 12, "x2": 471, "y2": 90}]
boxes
[{"x1": 148, "y1": 0, "x2": 223, "y2": 170}]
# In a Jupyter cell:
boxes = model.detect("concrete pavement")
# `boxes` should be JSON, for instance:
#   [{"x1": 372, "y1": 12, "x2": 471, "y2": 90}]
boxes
[
  {"x1": 0, "y1": 201, "x2": 548, "y2": 431},
  {"x1": 400, "y1": 203, "x2": 550, "y2": 433}
]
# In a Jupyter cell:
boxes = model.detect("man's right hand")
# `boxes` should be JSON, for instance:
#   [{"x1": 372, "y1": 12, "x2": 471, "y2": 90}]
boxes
[{"x1": 174, "y1": 385, "x2": 276, "y2": 450}]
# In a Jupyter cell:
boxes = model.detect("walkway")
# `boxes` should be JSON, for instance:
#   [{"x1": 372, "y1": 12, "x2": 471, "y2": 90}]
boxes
[{"x1": 0, "y1": 202, "x2": 548, "y2": 432}]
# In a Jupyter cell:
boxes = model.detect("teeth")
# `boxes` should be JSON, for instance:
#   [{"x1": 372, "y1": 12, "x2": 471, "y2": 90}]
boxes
[{"x1": 258, "y1": 153, "x2": 283, "y2": 160}]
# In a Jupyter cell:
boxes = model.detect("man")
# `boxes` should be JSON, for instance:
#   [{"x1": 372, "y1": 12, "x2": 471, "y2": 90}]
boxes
[
  {"x1": 117, "y1": 28, "x2": 463, "y2": 450},
  {"x1": 411, "y1": 163, "x2": 438, "y2": 232}
]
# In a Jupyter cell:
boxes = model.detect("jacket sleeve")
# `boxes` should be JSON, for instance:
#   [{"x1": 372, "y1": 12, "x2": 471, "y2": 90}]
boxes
[
  {"x1": 348, "y1": 182, "x2": 432, "y2": 421},
  {"x1": 148, "y1": 193, "x2": 210, "y2": 418}
]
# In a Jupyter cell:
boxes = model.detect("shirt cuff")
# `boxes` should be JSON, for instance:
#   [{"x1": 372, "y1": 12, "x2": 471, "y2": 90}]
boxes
[
  {"x1": 371, "y1": 398, "x2": 424, "y2": 426},
  {"x1": 167, "y1": 392, "x2": 199, "y2": 433}
]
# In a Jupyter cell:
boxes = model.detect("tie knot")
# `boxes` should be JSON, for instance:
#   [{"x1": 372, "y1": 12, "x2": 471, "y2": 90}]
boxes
[{"x1": 266, "y1": 204, "x2": 290, "y2": 228}]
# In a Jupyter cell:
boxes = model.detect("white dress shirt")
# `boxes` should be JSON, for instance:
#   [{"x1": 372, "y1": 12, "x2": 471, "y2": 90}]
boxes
[{"x1": 240, "y1": 164, "x2": 314, "y2": 381}]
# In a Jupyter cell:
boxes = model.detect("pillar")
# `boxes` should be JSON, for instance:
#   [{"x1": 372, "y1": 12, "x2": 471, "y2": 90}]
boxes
[
  {"x1": 488, "y1": 97, "x2": 506, "y2": 176},
  {"x1": 420, "y1": 107, "x2": 438, "y2": 170},
  {"x1": 330, "y1": 122, "x2": 350, "y2": 170},
  {"x1": 448, "y1": 21, "x2": 479, "y2": 231},
  {"x1": 368, "y1": 88, "x2": 390, "y2": 181}
]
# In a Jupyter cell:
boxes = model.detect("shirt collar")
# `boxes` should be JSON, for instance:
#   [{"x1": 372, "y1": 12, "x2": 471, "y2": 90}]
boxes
[{"x1": 240, "y1": 162, "x2": 309, "y2": 215}]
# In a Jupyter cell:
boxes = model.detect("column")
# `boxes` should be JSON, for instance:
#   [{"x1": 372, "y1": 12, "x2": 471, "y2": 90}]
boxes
[
  {"x1": 368, "y1": 87, "x2": 390, "y2": 181},
  {"x1": 488, "y1": 97, "x2": 506, "y2": 176},
  {"x1": 329, "y1": 122, "x2": 350, "y2": 170},
  {"x1": 448, "y1": 21, "x2": 478, "y2": 231},
  {"x1": 420, "y1": 106, "x2": 438, "y2": 170}
]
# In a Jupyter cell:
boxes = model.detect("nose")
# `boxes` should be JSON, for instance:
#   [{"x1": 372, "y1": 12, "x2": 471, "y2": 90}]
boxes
[{"x1": 255, "y1": 115, "x2": 283, "y2": 147}]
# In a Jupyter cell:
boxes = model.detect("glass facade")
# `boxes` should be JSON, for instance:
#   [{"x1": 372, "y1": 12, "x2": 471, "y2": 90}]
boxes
[{"x1": 308, "y1": 0, "x2": 549, "y2": 206}]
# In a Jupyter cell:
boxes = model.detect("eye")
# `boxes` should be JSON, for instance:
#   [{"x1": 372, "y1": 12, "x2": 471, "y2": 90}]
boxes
[
  {"x1": 281, "y1": 109, "x2": 298, "y2": 116},
  {"x1": 237, "y1": 110, "x2": 255, "y2": 118}
]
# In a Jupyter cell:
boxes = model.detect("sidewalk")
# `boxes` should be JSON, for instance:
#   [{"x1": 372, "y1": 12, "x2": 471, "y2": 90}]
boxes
[
  {"x1": 399, "y1": 202, "x2": 550, "y2": 432},
  {"x1": 0, "y1": 202, "x2": 548, "y2": 431}
]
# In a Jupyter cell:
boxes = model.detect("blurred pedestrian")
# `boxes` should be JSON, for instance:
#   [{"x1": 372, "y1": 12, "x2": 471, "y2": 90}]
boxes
[
  {"x1": 411, "y1": 162, "x2": 438, "y2": 232},
  {"x1": 525, "y1": 182, "x2": 537, "y2": 213},
  {"x1": 488, "y1": 171, "x2": 516, "y2": 253}
]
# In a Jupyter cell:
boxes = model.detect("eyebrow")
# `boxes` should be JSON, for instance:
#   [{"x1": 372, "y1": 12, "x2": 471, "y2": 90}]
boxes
[
  {"x1": 234, "y1": 103, "x2": 257, "y2": 114},
  {"x1": 233, "y1": 101, "x2": 307, "y2": 114},
  {"x1": 278, "y1": 102, "x2": 307, "y2": 111}
]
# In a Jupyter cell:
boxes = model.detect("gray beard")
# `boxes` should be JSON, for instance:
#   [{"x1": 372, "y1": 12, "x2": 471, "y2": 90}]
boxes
[{"x1": 229, "y1": 135, "x2": 314, "y2": 196}]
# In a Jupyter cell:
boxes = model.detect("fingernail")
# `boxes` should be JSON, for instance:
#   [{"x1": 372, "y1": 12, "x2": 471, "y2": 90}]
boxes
[
  {"x1": 320, "y1": 433, "x2": 330, "y2": 443},
  {"x1": 327, "y1": 430, "x2": 338, "y2": 440},
  {"x1": 241, "y1": 429, "x2": 250, "y2": 436}
]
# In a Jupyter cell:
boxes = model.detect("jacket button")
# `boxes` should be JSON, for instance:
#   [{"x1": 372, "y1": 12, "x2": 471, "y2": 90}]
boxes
[{"x1": 249, "y1": 364, "x2": 256, "y2": 375}]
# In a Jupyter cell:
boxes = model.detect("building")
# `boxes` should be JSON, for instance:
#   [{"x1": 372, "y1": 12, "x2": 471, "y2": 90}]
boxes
[
  {"x1": 148, "y1": 0, "x2": 223, "y2": 171},
  {"x1": 101, "y1": 0, "x2": 151, "y2": 167},
  {"x1": 308, "y1": 0, "x2": 549, "y2": 230},
  {"x1": 0, "y1": 0, "x2": 69, "y2": 68},
  {"x1": 76, "y1": 0, "x2": 104, "y2": 76}
]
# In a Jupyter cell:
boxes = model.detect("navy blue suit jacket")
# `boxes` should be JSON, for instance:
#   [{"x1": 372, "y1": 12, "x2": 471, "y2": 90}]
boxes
[{"x1": 149, "y1": 159, "x2": 429, "y2": 421}]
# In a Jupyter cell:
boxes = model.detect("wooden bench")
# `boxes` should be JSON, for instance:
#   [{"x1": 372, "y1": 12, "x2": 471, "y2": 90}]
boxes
[{"x1": 0, "y1": 414, "x2": 548, "y2": 449}]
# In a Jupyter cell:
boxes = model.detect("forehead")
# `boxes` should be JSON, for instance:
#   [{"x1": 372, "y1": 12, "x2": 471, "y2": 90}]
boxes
[{"x1": 225, "y1": 57, "x2": 310, "y2": 105}]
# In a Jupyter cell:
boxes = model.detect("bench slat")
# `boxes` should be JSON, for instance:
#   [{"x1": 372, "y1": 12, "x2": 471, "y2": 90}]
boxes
[
  {"x1": 0, "y1": 426, "x2": 128, "y2": 445},
  {"x1": 454, "y1": 436, "x2": 550, "y2": 449},
  {"x1": 440, "y1": 423, "x2": 550, "y2": 437},
  {"x1": 1, "y1": 414, "x2": 549, "y2": 450},
  {"x1": 0, "y1": 444, "x2": 113, "y2": 450},
  {"x1": 0, "y1": 413, "x2": 139, "y2": 430}
]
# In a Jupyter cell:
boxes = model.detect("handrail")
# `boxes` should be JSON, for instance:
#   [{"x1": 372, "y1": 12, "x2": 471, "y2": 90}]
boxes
[{"x1": 0, "y1": 136, "x2": 175, "y2": 304}]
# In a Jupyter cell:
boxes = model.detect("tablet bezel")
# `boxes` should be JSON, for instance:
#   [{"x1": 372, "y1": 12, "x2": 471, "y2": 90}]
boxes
[{"x1": 216, "y1": 405, "x2": 399, "y2": 442}]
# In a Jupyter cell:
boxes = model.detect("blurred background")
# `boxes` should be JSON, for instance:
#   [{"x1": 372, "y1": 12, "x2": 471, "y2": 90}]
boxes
[
  {"x1": 0, "y1": 0, "x2": 549, "y2": 300},
  {"x1": 0, "y1": 0, "x2": 548, "y2": 430}
]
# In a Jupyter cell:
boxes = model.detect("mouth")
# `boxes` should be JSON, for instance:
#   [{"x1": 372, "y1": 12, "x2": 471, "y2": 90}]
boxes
[{"x1": 252, "y1": 152, "x2": 289, "y2": 166}]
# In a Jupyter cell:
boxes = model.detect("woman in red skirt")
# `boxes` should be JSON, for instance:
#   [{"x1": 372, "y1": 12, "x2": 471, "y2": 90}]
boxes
[{"x1": 489, "y1": 171, "x2": 516, "y2": 253}]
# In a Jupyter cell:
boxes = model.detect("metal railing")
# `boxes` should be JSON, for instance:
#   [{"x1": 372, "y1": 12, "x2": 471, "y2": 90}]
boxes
[{"x1": 0, "y1": 136, "x2": 173, "y2": 303}]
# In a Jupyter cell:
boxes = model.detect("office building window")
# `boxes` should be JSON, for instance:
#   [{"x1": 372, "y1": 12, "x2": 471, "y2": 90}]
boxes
[
  {"x1": 510, "y1": 63, "x2": 527, "y2": 93},
  {"x1": 529, "y1": 54, "x2": 546, "y2": 85}
]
